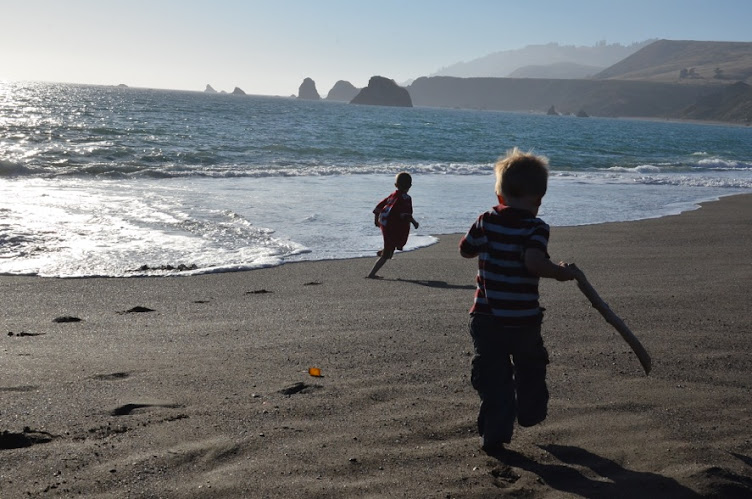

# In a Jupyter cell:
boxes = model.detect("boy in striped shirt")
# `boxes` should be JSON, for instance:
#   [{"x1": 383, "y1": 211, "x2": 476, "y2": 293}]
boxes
[{"x1": 460, "y1": 148, "x2": 575, "y2": 454}]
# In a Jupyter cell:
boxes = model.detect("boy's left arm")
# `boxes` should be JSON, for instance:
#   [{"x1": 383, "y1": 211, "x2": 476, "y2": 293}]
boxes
[
  {"x1": 524, "y1": 249, "x2": 575, "y2": 281},
  {"x1": 398, "y1": 197, "x2": 418, "y2": 228},
  {"x1": 401, "y1": 213, "x2": 419, "y2": 228}
]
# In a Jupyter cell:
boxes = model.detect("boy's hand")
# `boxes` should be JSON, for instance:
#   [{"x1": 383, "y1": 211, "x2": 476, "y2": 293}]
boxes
[
  {"x1": 374, "y1": 215, "x2": 380, "y2": 227},
  {"x1": 556, "y1": 262, "x2": 579, "y2": 281},
  {"x1": 412, "y1": 220, "x2": 419, "y2": 229}
]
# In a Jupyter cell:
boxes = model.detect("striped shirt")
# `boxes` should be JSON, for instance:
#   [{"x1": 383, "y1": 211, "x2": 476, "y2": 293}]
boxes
[{"x1": 459, "y1": 205, "x2": 550, "y2": 325}]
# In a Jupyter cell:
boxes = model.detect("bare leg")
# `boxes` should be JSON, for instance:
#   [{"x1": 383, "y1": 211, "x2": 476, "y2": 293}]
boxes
[{"x1": 367, "y1": 256, "x2": 389, "y2": 278}]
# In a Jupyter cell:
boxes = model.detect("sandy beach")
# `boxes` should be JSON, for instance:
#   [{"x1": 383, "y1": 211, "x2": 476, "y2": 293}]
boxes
[{"x1": 1, "y1": 193, "x2": 751, "y2": 498}]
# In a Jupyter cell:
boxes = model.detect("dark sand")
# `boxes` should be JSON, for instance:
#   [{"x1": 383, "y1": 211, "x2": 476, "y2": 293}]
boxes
[{"x1": 1, "y1": 194, "x2": 751, "y2": 498}]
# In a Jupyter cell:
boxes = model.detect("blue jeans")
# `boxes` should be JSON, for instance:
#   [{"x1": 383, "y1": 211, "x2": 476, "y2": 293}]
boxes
[{"x1": 469, "y1": 313, "x2": 549, "y2": 446}]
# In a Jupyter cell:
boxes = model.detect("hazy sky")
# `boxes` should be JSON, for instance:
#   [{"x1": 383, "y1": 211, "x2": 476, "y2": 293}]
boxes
[{"x1": 2, "y1": 0, "x2": 751, "y2": 96}]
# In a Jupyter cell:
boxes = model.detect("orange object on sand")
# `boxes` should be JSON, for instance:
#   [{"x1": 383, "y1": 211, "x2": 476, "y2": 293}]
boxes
[{"x1": 308, "y1": 367, "x2": 322, "y2": 377}]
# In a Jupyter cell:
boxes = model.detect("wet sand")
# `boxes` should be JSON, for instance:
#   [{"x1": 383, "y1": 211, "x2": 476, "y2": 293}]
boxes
[{"x1": 1, "y1": 194, "x2": 750, "y2": 498}]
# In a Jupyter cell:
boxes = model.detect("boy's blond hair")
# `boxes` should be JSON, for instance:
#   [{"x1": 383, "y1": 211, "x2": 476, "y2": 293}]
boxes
[{"x1": 494, "y1": 148, "x2": 549, "y2": 199}]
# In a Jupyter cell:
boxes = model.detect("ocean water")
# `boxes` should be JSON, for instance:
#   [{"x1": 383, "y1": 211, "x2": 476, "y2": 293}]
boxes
[{"x1": 1, "y1": 81, "x2": 750, "y2": 277}]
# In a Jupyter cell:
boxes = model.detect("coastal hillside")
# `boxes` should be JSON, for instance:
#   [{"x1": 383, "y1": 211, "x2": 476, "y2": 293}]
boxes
[
  {"x1": 432, "y1": 41, "x2": 653, "y2": 79},
  {"x1": 508, "y1": 62, "x2": 604, "y2": 79},
  {"x1": 407, "y1": 77, "x2": 712, "y2": 118},
  {"x1": 681, "y1": 81, "x2": 752, "y2": 122},
  {"x1": 594, "y1": 39, "x2": 752, "y2": 84},
  {"x1": 406, "y1": 40, "x2": 752, "y2": 124}
]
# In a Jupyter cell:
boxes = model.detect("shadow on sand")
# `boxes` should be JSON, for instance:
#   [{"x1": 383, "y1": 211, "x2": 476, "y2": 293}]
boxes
[
  {"x1": 395, "y1": 278, "x2": 475, "y2": 290},
  {"x1": 494, "y1": 444, "x2": 702, "y2": 498}
]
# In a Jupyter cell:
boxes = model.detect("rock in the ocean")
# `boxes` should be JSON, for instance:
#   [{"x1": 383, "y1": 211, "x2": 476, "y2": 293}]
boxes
[
  {"x1": 547, "y1": 105, "x2": 559, "y2": 115},
  {"x1": 232, "y1": 87, "x2": 246, "y2": 96},
  {"x1": 326, "y1": 80, "x2": 359, "y2": 102},
  {"x1": 350, "y1": 76, "x2": 412, "y2": 107},
  {"x1": 205, "y1": 84, "x2": 217, "y2": 93},
  {"x1": 298, "y1": 78, "x2": 321, "y2": 100}
]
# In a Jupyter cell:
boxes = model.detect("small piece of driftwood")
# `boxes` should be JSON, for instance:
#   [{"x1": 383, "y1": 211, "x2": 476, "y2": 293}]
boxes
[{"x1": 570, "y1": 266, "x2": 652, "y2": 375}]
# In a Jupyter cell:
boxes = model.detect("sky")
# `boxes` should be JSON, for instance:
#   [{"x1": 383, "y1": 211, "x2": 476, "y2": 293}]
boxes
[{"x1": 2, "y1": 0, "x2": 751, "y2": 97}]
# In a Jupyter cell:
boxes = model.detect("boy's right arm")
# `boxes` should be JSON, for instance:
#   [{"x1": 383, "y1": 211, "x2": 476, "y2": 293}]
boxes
[
  {"x1": 460, "y1": 249, "x2": 477, "y2": 259},
  {"x1": 459, "y1": 216, "x2": 485, "y2": 259},
  {"x1": 459, "y1": 234, "x2": 479, "y2": 259},
  {"x1": 373, "y1": 199, "x2": 385, "y2": 227}
]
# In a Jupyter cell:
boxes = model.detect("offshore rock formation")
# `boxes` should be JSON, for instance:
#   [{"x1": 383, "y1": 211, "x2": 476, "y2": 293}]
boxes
[
  {"x1": 205, "y1": 84, "x2": 217, "y2": 93},
  {"x1": 298, "y1": 78, "x2": 321, "y2": 100},
  {"x1": 232, "y1": 87, "x2": 246, "y2": 95},
  {"x1": 326, "y1": 80, "x2": 360, "y2": 102},
  {"x1": 350, "y1": 76, "x2": 412, "y2": 107}
]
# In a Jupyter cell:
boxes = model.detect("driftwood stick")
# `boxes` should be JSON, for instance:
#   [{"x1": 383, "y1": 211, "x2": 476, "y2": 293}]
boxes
[{"x1": 569, "y1": 265, "x2": 652, "y2": 375}]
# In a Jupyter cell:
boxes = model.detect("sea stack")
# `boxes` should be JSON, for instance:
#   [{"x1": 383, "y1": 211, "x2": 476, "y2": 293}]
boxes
[
  {"x1": 232, "y1": 87, "x2": 246, "y2": 96},
  {"x1": 205, "y1": 84, "x2": 218, "y2": 93},
  {"x1": 350, "y1": 76, "x2": 412, "y2": 107},
  {"x1": 298, "y1": 78, "x2": 321, "y2": 100},
  {"x1": 326, "y1": 81, "x2": 359, "y2": 102}
]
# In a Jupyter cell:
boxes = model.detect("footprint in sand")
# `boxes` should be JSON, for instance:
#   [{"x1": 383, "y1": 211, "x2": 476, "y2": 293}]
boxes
[
  {"x1": 111, "y1": 402, "x2": 181, "y2": 416},
  {"x1": 0, "y1": 385, "x2": 39, "y2": 392},
  {"x1": 7, "y1": 331, "x2": 45, "y2": 337},
  {"x1": 52, "y1": 316, "x2": 81, "y2": 323},
  {"x1": 0, "y1": 428, "x2": 55, "y2": 450},
  {"x1": 91, "y1": 372, "x2": 131, "y2": 381},
  {"x1": 118, "y1": 306, "x2": 155, "y2": 314},
  {"x1": 279, "y1": 382, "x2": 321, "y2": 395}
]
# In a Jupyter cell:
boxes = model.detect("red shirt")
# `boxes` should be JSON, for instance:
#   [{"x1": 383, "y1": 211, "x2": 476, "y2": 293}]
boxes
[{"x1": 374, "y1": 190, "x2": 413, "y2": 251}]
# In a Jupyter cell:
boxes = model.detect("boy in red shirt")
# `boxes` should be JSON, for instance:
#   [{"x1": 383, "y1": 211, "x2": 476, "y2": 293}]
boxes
[{"x1": 367, "y1": 172, "x2": 419, "y2": 279}]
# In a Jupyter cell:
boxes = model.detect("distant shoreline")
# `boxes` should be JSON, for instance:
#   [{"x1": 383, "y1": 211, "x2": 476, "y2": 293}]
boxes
[{"x1": 4, "y1": 80, "x2": 750, "y2": 127}]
